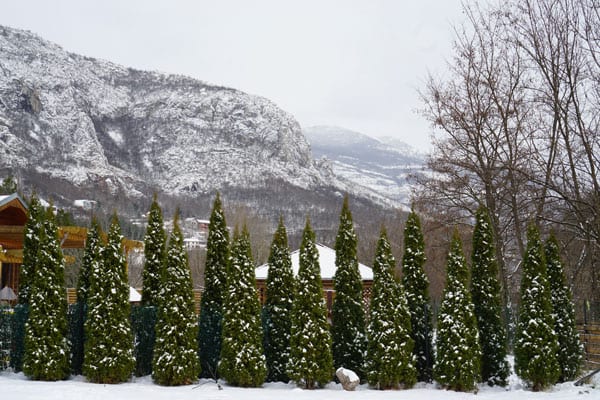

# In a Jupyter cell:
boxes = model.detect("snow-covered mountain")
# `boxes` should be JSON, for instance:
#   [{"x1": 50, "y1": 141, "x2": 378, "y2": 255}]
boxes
[
  {"x1": 304, "y1": 126, "x2": 426, "y2": 209},
  {"x1": 0, "y1": 25, "x2": 405, "y2": 230}
]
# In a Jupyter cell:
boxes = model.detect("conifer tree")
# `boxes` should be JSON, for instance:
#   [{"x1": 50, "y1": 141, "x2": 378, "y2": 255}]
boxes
[
  {"x1": 141, "y1": 194, "x2": 166, "y2": 306},
  {"x1": 72, "y1": 218, "x2": 102, "y2": 375},
  {"x1": 152, "y1": 212, "x2": 199, "y2": 385},
  {"x1": 23, "y1": 206, "x2": 70, "y2": 381},
  {"x1": 198, "y1": 192, "x2": 230, "y2": 378},
  {"x1": 514, "y1": 225, "x2": 560, "y2": 391},
  {"x1": 262, "y1": 216, "x2": 294, "y2": 382},
  {"x1": 19, "y1": 194, "x2": 44, "y2": 306},
  {"x1": 83, "y1": 214, "x2": 135, "y2": 383},
  {"x1": 434, "y1": 231, "x2": 480, "y2": 392},
  {"x1": 401, "y1": 209, "x2": 434, "y2": 382},
  {"x1": 288, "y1": 218, "x2": 333, "y2": 389},
  {"x1": 366, "y1": 228, "x2": 416, "y2": 389},
  {"x1": 545, "y1": 233, "x2": 582, "y2": 382},
  {"x1": 471, "y1": 206, "x2": 509, "y2": 386},
  {"x1": 331, "y1": 195, "x2": 366, "y2": 377},
  {"x1": 220, "y1": 226, "x2": 266, "y2": 386}
]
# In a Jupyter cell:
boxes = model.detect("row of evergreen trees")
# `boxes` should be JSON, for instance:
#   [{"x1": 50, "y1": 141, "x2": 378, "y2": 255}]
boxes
[{"x1": 15, "y1": 192, "x2": 582, "y2": 392}]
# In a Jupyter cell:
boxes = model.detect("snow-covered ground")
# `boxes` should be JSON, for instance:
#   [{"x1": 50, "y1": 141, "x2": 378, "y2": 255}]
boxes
[{"x1": 1, "y1": 370, "x2": 597, "y2": 400}]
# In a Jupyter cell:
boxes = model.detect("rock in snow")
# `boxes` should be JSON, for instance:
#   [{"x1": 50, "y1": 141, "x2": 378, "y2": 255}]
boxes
[{"x1": 336, "y1": 367, "x2": 360, "y2": 391}]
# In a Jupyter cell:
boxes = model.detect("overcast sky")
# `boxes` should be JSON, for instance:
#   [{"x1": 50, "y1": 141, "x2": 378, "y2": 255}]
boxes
[{"x1": 2, "y1": 0, "x2": 467, "y2": 151}]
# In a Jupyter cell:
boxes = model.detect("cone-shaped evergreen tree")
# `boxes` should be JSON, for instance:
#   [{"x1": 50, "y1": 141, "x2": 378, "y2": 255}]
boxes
[
  {"x1": 83, "y1": 214, "x2": 135, "y2": 383},
  {"x1": 366, "y1": 228, "x2": 416, "y2": 389},
  {"x1": 545, "y1": 233, "x2": 582, "y2": 382},
  {"x1": 198, "y1": 192, "x2": 230, "y2": 378},
  {"x1": 142, "y1": 194, "x2": 166, "y2": 306},
  {"x1": 152, "y1": 212, "x2": 200, "y2": 385},
  {"x1": 19, "y1": 194, "x2": 44, "y2": 306},
  {"x1": 23, "y1": 206, "x2": 70, "y2": 381},
  {"x1": 262, "y1": 216, "x2": 294, "y2": 382},
  {"x1": 401, "y1": 209, "x2": 434, "y2": 382},
  {"x1": 288, "y1": 218, "x2": 333, "y2": 389},
  {"x1": 331, "y1": 195, "x2": 366, "y2": 378},
  {"x1": 72, "y1": 218, "x2": 103, "y2": 375},
  {"x1": 514, "y1": 225, "x2": 560, "y2": 391},
  {"x1": 434, "y1": 231, "x2": 481, "y2": 392},
  {"x1": 220, "y1": 226, "x2": 266, "y2": 386},
  {"x1": 471, "y1": 206, "x2": 510, "y2": 386}
]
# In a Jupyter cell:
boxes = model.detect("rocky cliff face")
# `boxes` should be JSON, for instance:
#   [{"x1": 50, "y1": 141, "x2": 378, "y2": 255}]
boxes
[{"x1": 0, "y1": 26, "x2": 332, "y2": 204}]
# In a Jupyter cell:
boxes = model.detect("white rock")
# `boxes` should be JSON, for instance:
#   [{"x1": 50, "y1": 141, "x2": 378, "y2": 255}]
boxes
[{"x1": 336, "y1": 367, "x2": 359, "y2": 391}]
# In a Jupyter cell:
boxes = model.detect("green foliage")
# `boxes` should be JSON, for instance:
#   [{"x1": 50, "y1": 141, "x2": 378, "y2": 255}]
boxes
[
  {"x1": 0, "y1": 306, "x2": 11, "y2": 370},
  {"x1": 288, "y1": 218, "x2": 333, "y2": 389},
  {"x1": 199, "y1": 192, "x2": 230, "y2": 378},
  {"x1": 331, "y1": 196, "x2": 366, "y2": 378},
  {"x1": 0, "y1": 175, "x2": 17, "y2": 195},
  {"x1": 9, "y1": 304, "x2": 27, "y2": 372},
  {"x1": 83, "y1": 214, "x2": 135, "y2": 383},
  {"x1": 69, "y1": 302, "x2": 85, "y2": 375},
  {"x1": 220, "y1": 227, "x2": 266, "y2": 387},
  {"x1": 545, "y1": 233, "x2": 582, "y2": 382},
  {"x1": 23, "y1": 206, "x2": 70, "y2": 381},
  {"x1": 152, "y1": 213, "x2": 199, "y2": 385},
  {"x1": 434, "y1": 231, "x2": 481, "y2": 392},
  {"x1": 514, "y1": 225, "x2": 560, "y2": 391},
  {"x1": 142, "y1": 195, "x2": 166, "y2": 306},
  {"x1": 471, "y1": 207, "x2": 509, "y2": 386},
  {"x1": 366, "y1": 228, "x2": 416, "y2": 389},
  {"x1": 401, "y1": 209, "x2": 434, "y2": 382},
  {"x1": 19, "y1": 194, "x2": 44, "y2": 306},
  {"x1": 132, "y1": 305, "x2": 157, "y2": 377},
  {"x1": 262, "y1": 216, "x2": 294, "y2": 382}
]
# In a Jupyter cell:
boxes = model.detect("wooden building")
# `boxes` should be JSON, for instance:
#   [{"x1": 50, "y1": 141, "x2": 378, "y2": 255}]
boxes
[{"x1": 255, "y1": 243, "x2": 374, "y2": 319}]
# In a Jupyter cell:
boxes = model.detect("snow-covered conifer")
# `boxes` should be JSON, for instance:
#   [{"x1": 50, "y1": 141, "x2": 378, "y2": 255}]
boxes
[
  {"x1": 331, "y1": 195, "x2": 366, "y2": 378},
  {"x1": 288, "y1": 218, "x2": 333, "y2": 389},
  {"x1": 23, "y1": 205, "x2": 70, "y2": 381},
  {"x1": 545, "y1": 233, "x2": 582, "y2": 382},
  {"x1": 401, "y1": 209, "x2": 434, "y2": 382},
  {"x1": 152, "y1": 212, "x2": 199, "y2": 385},
  {"x1": 220, "y1": 226, "x2": 266, "y2": 387},
  {"x1": 514, "y1": 224, "x2": 560, "y2": 391},
  {"x1": 366, "y1": 228, "x2": 416, "y2": 389},
  {"x1": 262, "y1": 216, "x2": 294, "y2": 382},
  {"x1": 83, "y1": 214, "x2": 134, "y2": 383},
  {"x1": 19, "y1": 194, "x2": 43, "y2": 306},
  {"x1": 72, "y1": 218, "x2": 102, "y2": 375},
  {"x1": 471, "y1": 206, "x2": 509, "y2": 386},
  {"x1": 434, "y1": 231, "x2": 480, "y2": 392},
  {"x1": 141, "y1": 194, "x2": 166, "y2": 306},
  {"x1": 198, "y1": 192, "x2": 230, "y2": 378}
]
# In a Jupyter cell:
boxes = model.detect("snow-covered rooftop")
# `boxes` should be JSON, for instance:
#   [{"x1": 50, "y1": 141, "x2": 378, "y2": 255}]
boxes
[{"x1": 255, "y1": 243, "x2": 373, "y2": 281}]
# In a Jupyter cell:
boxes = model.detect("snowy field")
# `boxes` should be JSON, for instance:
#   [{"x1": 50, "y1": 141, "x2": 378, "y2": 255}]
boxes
[{"x1": 1, "y1": 370, "x2": 598, "y2": 400}]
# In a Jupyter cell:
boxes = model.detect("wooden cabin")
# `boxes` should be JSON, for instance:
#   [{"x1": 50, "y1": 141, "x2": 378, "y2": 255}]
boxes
[{"x1": 255, "y1": 243, "x2": 374, "y2": 319}]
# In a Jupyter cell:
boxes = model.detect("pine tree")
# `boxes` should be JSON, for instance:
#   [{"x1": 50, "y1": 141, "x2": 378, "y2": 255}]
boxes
[
  {"x1": 19, "y1": 194, "x2": 44, "y2": 306},
  {"x1": 514, "y1": 224, "x2": 560, "y2": 391},
  {"x1": 141, "y1": 194, "x2": 166, "y2": 306},
  {"x1": 471, "y1": 206, "x2": 510, "y2": 386},
  {"x1": 366, "y1": 228, "x2": 416, "y2": 389},
  {"x1": 83, "y1": 214, "x2": 135, "y2": 383},
  {"x1": 401, "y1": 209, "x2": 434, "y2": 382},
  {"x1": 262, "y1": 216, "x2": 294, "y2": 382},
  {"x1": 545, "y1": 233, "x2": 582, "y2": 382},
  {"x1": 72, "y1": 218, "x2": 102, "y2": 375},
  {"x1": 23, "y1": 206, "x2": 70, "y2": 381},
  {"x1": 288, "y1": 218, "x2": 333, "y2": 389},
  {"x1": 198, "y1": 192, "x2": 230, "y2": 378},
  {"x1": 220, "y1": 226, "x2": 266, "y2": 386},
  {"x1": 331, "y1": 195, "x2": 366, "y2": 378},
  {"x1": 434, "y1": 231, "x2": 481, "y2": 392},
  {"x1": 152, "y1": 212, "x2": 200, "y2": 385}
]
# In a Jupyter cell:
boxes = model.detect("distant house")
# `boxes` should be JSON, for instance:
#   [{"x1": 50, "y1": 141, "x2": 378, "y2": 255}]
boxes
[{"x1": 255, "y1": 243, "x2": 374, "y2": 318}]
